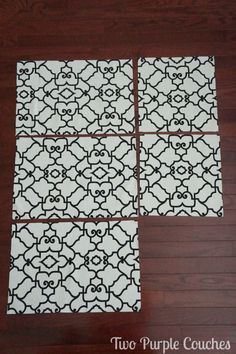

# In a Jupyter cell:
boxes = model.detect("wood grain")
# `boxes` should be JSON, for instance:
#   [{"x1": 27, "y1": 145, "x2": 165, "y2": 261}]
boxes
[{"x1": 0, "y1": 0, "x2": 236, "y2": 353}]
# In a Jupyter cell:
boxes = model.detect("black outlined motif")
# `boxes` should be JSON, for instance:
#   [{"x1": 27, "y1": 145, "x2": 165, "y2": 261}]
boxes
[
  {"x1": 16, "y1": 60, "x2": 134, "y2": 135},
  {"x1": 13, "y1": 136, "x2": 137, "y2": 219},
  {"x1": 138, "y1": 56, "x2": 218, "y2": 132},
  {"x1": 140, "y1": 134, "x2": 223, "y2": 217},
  {"x1": 7, "y1": 220, "x2": 140, "y2": 314}
]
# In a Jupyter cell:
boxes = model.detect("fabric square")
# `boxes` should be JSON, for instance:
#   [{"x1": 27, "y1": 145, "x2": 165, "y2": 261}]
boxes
[
  {"x1": 13, "y1": 136, "x2": 137, "y2": 219},
  {"x1": 16, "y1": 59, "x2": 134, "y2": 135},
  {"x1": 140, "y1": 134, "x2": 223, "y2": 217},
  {"x1": 138, "y1": 56, "x2": 218, "y2": 132},
  {"x1": 7, "y1": 220, "x2": 140, "y2": 314}
]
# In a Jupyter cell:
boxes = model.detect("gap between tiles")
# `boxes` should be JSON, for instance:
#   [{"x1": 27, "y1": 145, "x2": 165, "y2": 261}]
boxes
[
  {"x1": 12, "y1": 216, "x2": 139, "y2": 224},
  {"x1": 16, "y1": 132, "x2": 137, "y2": 139},
  {"x1": 139, "y1": 131, "x2": 220, "y2": 136},
  {"x1": 133, "y1": 57, "x2": 141, "y2": 217}
]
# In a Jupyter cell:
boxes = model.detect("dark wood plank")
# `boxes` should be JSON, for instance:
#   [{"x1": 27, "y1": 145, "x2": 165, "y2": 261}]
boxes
[
  {"x1": 143, "y1": 274, "x2": 236, "y2": 290},
  {"x1": 142, "y1": 257, "x2": 236, "y2": 274},
  {"x1": 141, "y1": 241, "x2": 236, "y2": 257},
  {"x1": 144, "y1": 290, "x2": 236, "y2": 307},
  {"x1": 140, "y1": 225, "x2": 236, "y2": 241}
]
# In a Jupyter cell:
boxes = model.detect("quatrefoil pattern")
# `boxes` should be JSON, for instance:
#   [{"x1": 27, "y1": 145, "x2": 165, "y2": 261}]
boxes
[
  {"x1": 13, "y1": 136, "x2": 137, "y2": 219},
  {"x1": 138, "y1": 56, "x2": 218, "y2": 132},
  {"x1": 16, "y1": 59, "x2": 134, "y2": 135},
  {"x1": 7, "y1": 220, "x2": 140, "y2": 314},
  {"x1": 8, "y1": 56, "x2": 224, "y2": 315},
  {"x1": 140, "y1": 134, "x2": 223, "y2": 217}
]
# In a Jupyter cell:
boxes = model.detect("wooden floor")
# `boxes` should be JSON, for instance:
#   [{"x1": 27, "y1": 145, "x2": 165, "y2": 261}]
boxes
[{"x1": 0, "y1": 1, "x2": 236, "y2": 353}]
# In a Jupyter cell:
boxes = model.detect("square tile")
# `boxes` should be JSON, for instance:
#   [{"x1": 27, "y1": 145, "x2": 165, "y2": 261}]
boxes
[
  {"x1": 13, "y1": 136, "x2": 137, "y2": 219},
  {"x1": 7, "y1": 220, "x2": 140, "y2": 314},
  {"x1": 138, "y1": 56, "x2": 218, "y2": 132},
  {"x1": 140, "y1": 134, "x2": 223, "y2": 217},
  {"x1": 16, "y1": 59, "x2": 135, "y2": 135}
]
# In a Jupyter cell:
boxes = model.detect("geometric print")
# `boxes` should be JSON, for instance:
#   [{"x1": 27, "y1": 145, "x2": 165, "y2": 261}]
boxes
[
  {"x1": 16, "y1": 59, "x2": 135, "y2": 135},
  {"x1": 138, "y1": 56, "x2": 218, "y2": 132},
  {"x1": 13, "y1": 136, "x2": 137, "y2": 220},
  {"x1": 140, "y1": 134, "x2": 223, "y2": 217},
  {"x1": 7, "y1": 220, "x2": 140, "y2": 314},
  {"x1": 8, "y1": 56, "x2": 224, "y2": 315}
]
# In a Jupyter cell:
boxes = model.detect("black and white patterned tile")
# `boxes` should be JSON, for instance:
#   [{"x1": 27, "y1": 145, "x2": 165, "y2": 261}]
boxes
[
  {"x1": 13, "y1": 136, "x2": 137, "y2": 219},
  {"x1": 7, "y1": 220, "x2": 140, "y2": 314},
  {"x1": 16, "y1": 60, "x2": 134, "y2": 135},
  {"x1": 140, "y1": 134, "x2": 223, "y2": 217},
  {"x1": 138, "y1": 56, "x2": 218, "y2": 132}
]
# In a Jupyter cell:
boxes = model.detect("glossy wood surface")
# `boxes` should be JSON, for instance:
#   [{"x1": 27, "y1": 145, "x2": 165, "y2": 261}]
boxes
[{"x1": 0, "y1": 1, "x2": 236, "y2": 353}]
